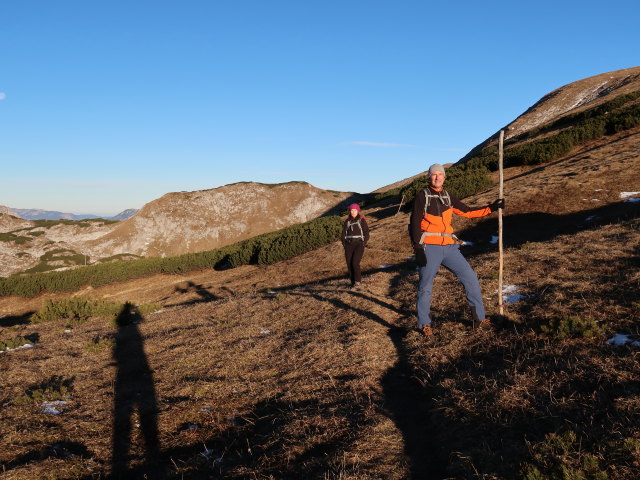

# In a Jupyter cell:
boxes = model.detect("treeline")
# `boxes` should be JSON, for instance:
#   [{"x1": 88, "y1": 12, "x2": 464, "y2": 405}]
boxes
[
  {"x1": 394, "y1": 90, "x2": 640, "y2": 208},
  {"x1": 0, "y1": 216, "x2": 342, "y2": 298},
  {"x1": 466, "y1": 90, "x2": 640, "y2": 171},
  {"x1": 400, "y1": 163, "x2": 493, "y2": 206}
]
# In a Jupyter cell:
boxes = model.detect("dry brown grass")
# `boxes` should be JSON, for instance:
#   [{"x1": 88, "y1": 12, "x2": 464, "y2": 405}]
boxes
[{"x1": 1, "y1": 136, "x2": 639, "y2": 479}]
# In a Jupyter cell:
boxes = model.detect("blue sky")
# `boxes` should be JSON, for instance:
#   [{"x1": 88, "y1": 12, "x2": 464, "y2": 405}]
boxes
[{"x1": 1, "y1": 1, "x2": 638, "y2": 216}]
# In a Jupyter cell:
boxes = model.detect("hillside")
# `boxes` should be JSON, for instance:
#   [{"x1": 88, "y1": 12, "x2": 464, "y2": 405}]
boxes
[
  {"x1": 1, "y1": 68, "x2": 639, "y2": 479},
  {"x1": 0, "y1": 182, "x2": 354, "y2": 276},
  {"x1": 460, "y1": 66, "x2": 640, "y2": 164}
]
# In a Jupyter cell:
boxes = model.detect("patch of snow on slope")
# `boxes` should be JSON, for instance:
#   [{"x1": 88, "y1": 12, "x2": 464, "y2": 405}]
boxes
[{"x1": 607, "y1": 334, "x2": 640, "y2": 347}]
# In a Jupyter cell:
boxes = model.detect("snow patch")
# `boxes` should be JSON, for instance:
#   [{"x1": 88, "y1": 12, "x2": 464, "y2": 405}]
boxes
[
  {"x1": 625, "y1": 198, "x2": 640, "y2": 204},
  {"x1": 379, "y1": 264, "x2": 394, "y2": 269},
  {"x1": 41, "y1": 400, "x2": 68, "y2": 415},
  {"x1": 620, "y1": 191, "x2": 640, "y2": 198},
  {"x1": 0, "y1": 342, "x2": 34, "y2": 354},
  {"x1": 259, "y1": 328, "x2": 271, "y2": 335},
  {"x1": 607, "y1": 334, "x2": 640, "y2": 347},
  {"x1": 501, "y1": 285, "x2": 529, "y2": 304}
]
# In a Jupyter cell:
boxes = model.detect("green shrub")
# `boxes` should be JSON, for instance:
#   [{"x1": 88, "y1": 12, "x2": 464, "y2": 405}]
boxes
[
  {"x1": 0, "y1": 215, "x2": 343, "y2": 298},
  {"x1": 0, "y1": 232, "x2": 31, "y2": 245},
  {"x1": 98, "y1": 253, "x2": 143, "y2": 263},
  {"x1": 14, "y1": 375, "x2": 74, "y2": 405},
  {"x1": 520, "y1": 431, "x2": 608, "y2": 480},
  {"x1": 541, "y1": 316, "x2": 604, "y2": 339},
  {"x1": 0, "y1": 336, "x2": 33, "y2": 352},
  {"x1": 23, "y1": 249, "x2": 87, "y2": 274},
  {"x1": 30, "y1": 298, "x2": 162, "y2": 327},
  {"x1": 85, "y1": 334, "x2": 115, "y2": 353},
  {"x1": 30, "y1": 298, "x2": 123, "y2": 325},
  {"x1": 465, "y1": 91, "x2": 640, "y2": 173},
  {"x1": 400, "y1": 163, "x2": 492, "y2": 207}
]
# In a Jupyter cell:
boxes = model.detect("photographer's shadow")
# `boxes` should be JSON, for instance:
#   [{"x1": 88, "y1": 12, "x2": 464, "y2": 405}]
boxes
[{"x1": 111, "y1": 302, "x2": 162, "y2": 479}]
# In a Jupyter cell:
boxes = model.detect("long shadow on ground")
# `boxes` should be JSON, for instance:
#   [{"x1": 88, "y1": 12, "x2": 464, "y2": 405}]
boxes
[
  {"x1": 288, "y1": 288, "x2": 448, "y2": 479},
  {"x1": 111, "y1": 303, "x2": 162, "y2": 479}
]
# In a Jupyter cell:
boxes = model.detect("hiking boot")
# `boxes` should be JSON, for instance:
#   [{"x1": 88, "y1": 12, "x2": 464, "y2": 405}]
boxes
[
  {"x1": 474, "y1": 318, "x2": 494, "y2": 330},
  {"x1": 420, "y1": 324, "x2": 433, "y2": 337}
]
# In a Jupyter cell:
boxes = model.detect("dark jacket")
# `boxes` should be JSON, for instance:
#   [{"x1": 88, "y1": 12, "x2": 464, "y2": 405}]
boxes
[{"x1": 342, "y1": 215, "x2": 370, "y2": 247}]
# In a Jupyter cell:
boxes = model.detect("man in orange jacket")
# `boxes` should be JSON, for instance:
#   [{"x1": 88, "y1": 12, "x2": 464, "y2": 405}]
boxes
[{"x1": 409, "y1": 163, "x2": 503, "y2": 337}]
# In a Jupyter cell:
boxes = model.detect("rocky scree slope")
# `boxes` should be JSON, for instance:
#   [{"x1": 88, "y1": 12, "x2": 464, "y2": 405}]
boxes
[{"x1": 0, "y1": 182, "x2": 352, "y2": 276}]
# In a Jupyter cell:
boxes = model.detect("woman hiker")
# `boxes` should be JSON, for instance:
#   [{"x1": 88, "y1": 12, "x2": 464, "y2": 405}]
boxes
[
  {"x1": 342, "y1": 203, "x2": 369, "y2": 288},
  {"x1": 410, "y1": 163, "x2": 504, "y2": 337}
]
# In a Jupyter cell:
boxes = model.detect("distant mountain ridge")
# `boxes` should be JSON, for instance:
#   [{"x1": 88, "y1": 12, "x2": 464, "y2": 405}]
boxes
[{"x1": 8, "y1": 207, "x2": 139, "y2": 221}]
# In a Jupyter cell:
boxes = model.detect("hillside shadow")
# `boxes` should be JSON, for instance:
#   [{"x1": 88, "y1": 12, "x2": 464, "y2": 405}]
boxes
[
  {"x1": 457, "y1": 199, "x2": 639, "y2": 252},
  {"x1": 286, "y1": 287, "x2": 447, "y2": 479},
  {"x1": 0, "y1": 311, "x2": 35, "y2": 327},
  {"x1": 269, "y1": 261, "x2": 415, "y2": 294},
  {"x1": 318, "y1": 193, "x2": 371, "y2": 217},
  {"x1": 163, "y1": 281, "x2": 221, "y2": 308},
  {"x1": 158, "y1": 396, "x2": 370, "y2": 479},
  {"x1": 2, "y1": 441, "x2": 93, "y2": 472},
  {"x1": 111, "y1": 303, "x2": 162, "y2": 479},
  {"x1": 411, "y1": 337, "x2": 640, "y2": 478}
]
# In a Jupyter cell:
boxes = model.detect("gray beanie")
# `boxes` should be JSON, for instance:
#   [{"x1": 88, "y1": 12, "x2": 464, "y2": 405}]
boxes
[{"x1": 428, "y1": 163, "x2": 446, "y2": 177}]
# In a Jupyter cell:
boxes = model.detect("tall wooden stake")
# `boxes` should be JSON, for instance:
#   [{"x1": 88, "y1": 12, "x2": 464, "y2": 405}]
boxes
[
  {"x1": 396, "y1": 195, "x2": 405, "y2": 215},
  {"x1": 498, "y1": 129, "x2": 505, "y2": 316}
]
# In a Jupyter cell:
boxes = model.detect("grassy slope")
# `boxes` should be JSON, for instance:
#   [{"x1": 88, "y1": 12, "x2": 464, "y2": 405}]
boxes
[{"x1": 0, "y1": 131, "x2": 639, "y2": 479}]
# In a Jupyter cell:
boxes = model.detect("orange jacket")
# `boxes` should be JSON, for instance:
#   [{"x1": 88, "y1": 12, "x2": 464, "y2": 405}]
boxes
[{"x1": 410, "y1": 187, "x2": 492, "y2": 246}]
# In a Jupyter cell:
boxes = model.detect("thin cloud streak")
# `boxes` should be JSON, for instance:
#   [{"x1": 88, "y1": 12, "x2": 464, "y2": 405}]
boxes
[{"x1": 343, "y1": 141, "x2": 415, "y2": 148}]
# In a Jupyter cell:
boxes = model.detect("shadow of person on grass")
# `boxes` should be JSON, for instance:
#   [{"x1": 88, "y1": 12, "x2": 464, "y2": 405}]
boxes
[{"x1": 111, "y1": 302, "x2": 162, "y2": 479}]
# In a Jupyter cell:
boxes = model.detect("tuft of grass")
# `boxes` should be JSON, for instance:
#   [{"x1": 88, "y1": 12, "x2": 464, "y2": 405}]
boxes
[
  {"x1": 85, "y1": 334, "x2": 115, "y2": 353},
  {"x1": 14, "y1": 375, "x2": 74, "y2": 405},
  {"x1": 520, "y1": 431, "x2": 609, "y2": 480},
  {"x1": 541, "y1": 316, "x2": 604, "y2": 339}
]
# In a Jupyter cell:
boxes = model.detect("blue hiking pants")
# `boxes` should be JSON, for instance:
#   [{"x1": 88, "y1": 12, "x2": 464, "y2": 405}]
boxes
[{"x1": 417, "y1": 244, "x2": 486, "y2": 327}]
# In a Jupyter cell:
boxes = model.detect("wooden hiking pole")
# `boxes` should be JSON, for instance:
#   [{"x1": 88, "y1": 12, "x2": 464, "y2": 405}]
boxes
[
  {"x1": 498, "y1": 129, "x2": 505, "y2": 316},
  {"x1": 396, "y1": 195, "x2": 405, "y2": 215}
]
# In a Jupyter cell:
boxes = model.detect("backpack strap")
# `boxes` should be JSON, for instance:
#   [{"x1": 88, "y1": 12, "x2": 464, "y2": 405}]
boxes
[
  {"x1": 345, "y1": 218, "x2": 365, "y2": 241},
  {"x1": 422, "y1": 188, "x2": 451, "y2": 215}
]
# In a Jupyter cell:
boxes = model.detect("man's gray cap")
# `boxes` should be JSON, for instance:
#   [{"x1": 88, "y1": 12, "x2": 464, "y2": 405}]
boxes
[{"x1": 428, "y1": 163, "x2": 446, "y2": 177}]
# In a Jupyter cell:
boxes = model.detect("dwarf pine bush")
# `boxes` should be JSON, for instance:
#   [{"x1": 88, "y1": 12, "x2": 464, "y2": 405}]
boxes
[
  {"x1": 541, "y1": 316, "x2": 604, "y2": 339},
  {"x1": 400, "y1": 163, "x2": 492, "y2": 207},
  {"x1": 30, "y1": 298, "x2": 123, "y2": 325},
  {"x1": 465, "y1": 90, "x2": 640, "y2": 172},
  {"x1": 14, "y1": 375, "x2": 74, "y2": 405},
  {"x1": 0, "y1": 215, "x2": 343, "y2": 298},
  {"x1": 520, "y1": 431, "x2": 608, "y2": 480},
  {"x1": 0, "y1": 336, "x2": 32, "y2": 352}
]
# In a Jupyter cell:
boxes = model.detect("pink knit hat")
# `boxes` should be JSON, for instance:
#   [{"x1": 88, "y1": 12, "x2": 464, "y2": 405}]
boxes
[{"x1": 348, "y1": 203, "x2": 361, "y2": 212}]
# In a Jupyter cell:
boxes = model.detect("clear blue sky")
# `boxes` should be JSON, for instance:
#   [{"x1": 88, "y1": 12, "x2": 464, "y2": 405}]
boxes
[{"x1": 1, "y1": 1, "x2": 638, "y2": 215}]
